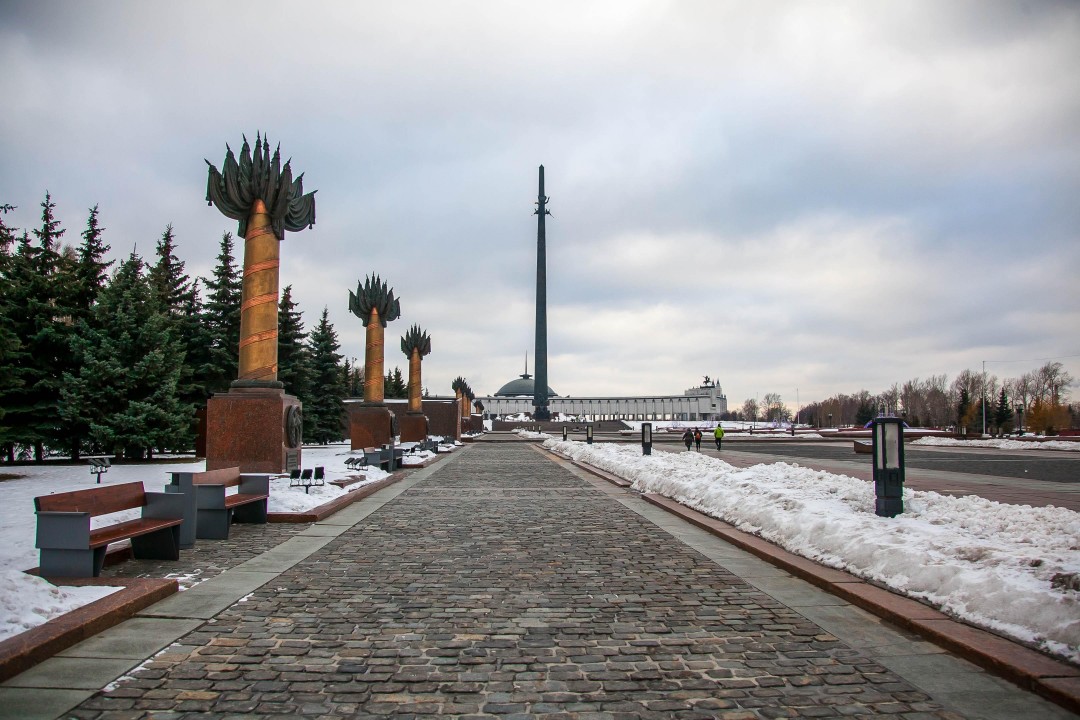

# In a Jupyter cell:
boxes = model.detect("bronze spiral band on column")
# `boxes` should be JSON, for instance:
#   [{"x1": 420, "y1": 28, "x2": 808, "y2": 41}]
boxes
[
  {"x1": 238, "y1": 200, "x2": 281, "y2": 383},
  {"x1": 364, "y1": 308, "x2": 384, "y2": 403}
]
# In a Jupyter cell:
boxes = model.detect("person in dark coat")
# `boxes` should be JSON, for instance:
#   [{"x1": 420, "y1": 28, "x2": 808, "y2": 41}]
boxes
[
  {"x1": 682, "y1": 428, "x2": 694, "y2": 451},
  {"x1": 693, "y1": 428, "x2": 703, "y2": 451}
]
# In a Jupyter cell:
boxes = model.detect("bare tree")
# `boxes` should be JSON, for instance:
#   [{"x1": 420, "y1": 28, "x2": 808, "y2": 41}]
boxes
[
  {"x1": 1035, "y1": 361, "x2": 1074, "y2": 405},
  {"x1": 741, "y1": 398, "x2": 759, "y2": 423}
]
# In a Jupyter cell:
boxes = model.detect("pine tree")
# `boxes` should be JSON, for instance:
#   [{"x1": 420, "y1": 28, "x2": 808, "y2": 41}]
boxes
[
  {"x1": 994, "y1": 387, "x2": 1013, "y2": 431},
  {"x1": 202, "y1": 231, "x2": 242, "y2": 394},
  {"x1": 148, "y1": 224, "x2": 190, "y2": 313},
  {"x1": 71, "y1": 206, "x2": 112, "y2": 324},
  {"x1": 956, "y1": 387, "x2": 970, "y2": 429},
  {"x1": 854, "y1": 398, "x2": 876, "y2": 426},
  {"x1": 148, "y1": 225, "x2": 205, "y2": 448},
  {"x1": 60, "y1": 253, "x2": 187, "y2": 459},
  {"x1": 383, "y1": 366, "x2": 407, "y2": 398},
  {"x1": 5, "y1": 193, "x2": 72, "y2": 461},
  {"x1": 58, "y1": 206, "x2": 113, "y2": 458},
  {"x1": 277, "y1": 285, "x2": 313, "y2": 402},
  {"x1": 0, "y1": 205, "x2": 23, "y2": 458},
  {"x1": 305, "y1": 307, "x2": 345, "y2": 444}
]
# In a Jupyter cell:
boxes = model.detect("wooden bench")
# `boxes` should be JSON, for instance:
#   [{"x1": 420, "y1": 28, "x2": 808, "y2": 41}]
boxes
[
  {"x1": 34, "y1": 481, "x2": 184, "y2": 577},
  {"x1": 191, "y1": 467, "x2": 269, "y2": 540}
]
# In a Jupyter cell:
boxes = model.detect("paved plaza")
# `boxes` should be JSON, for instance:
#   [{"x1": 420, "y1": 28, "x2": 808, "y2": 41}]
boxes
[{"x1": 1, "y1": 441, "x2": 1075, "y2": 719}]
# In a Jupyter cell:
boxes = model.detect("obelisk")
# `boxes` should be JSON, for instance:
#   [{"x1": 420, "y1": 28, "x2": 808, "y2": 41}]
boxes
[{"x1": 533, "y1": 165, "x2": 551, "y2": 420}]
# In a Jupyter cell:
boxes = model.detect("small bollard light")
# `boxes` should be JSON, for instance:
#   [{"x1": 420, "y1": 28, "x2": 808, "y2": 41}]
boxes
[
  {"x1": 872, "y1": 417, "x2": 905, "y2": 517},
  {"x1": 642, "y1": 422, "x2": 653, "y2": 455},
  {"x1": 586, "y1": 424, "x2": 594, "y2": 444},
  {"x1": 562, "y1": 426, "x2": 568, "y2": 441}
]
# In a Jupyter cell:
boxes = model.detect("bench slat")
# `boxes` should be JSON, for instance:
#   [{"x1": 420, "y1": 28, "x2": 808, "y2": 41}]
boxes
[
  {"x1": 190, "y1": 467, "x2": 242, "y2": 487},
  {"x1": 223, "y1": 493, "x2": 268, "y2": 509},
  {"x1": 88, "y1": 516, "x2": 182, "y2": 549},
  {"x1": 35, "y1": 481, "x2": 146, "y2": 515}
]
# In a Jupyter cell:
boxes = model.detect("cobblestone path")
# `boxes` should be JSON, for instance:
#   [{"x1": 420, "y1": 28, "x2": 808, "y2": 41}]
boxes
[{"x1": 70, "y1": 444, "x2": 963, "y2": 719}]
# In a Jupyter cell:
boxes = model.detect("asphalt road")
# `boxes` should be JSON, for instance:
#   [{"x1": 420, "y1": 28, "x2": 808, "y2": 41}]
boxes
[{"x1": 593, "y1": 434, "x2": 1080, "y2": 485}]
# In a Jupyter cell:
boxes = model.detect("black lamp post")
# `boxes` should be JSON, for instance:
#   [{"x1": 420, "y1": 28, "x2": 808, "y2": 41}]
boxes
[
  {"x1": 872, "y1": 417, "x2": 905, "y2": 517},
  {"x1": 586, "y1": 424, "x2": 594, "y2": 444},
  {"x1": 562, "y1": 426, "x2": 568, "y2": 441},
  {"x1": 1016, "y1": 404, "x2": 1024, "y2": 436},
  {"x1": 828, "y1": 413, "x2": 833, "y2": 429},
  {"x1": 642, "y1": 422, "x2": 653, "y2": 455}
]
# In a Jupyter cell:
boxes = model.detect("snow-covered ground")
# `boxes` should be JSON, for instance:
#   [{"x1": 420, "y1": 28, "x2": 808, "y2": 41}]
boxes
[
  {"x1": 913, "y1": 436, "x2": 1080, "y2": 452},
  {"x1": 545, "y1": 438, "x2": 1080, "y2": 665},
  {"x1": 0, "y1": 442, "x2": 456, "y2": 643}
]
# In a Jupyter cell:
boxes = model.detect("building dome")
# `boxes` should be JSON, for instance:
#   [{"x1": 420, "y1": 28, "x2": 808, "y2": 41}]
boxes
[{"x1": 494, "y1": 373, "x2": 558, "y2": 397}]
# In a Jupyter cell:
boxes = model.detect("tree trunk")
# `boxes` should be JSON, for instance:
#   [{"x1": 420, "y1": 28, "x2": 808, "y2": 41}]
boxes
[{"x1": 364, "y1": 308, "x2": 384, "y2": 403}]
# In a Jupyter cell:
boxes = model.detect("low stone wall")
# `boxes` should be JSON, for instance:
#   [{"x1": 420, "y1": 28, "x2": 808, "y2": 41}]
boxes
[{"x1": 386, "y1": 399, "x2": 461, "y2": 441}]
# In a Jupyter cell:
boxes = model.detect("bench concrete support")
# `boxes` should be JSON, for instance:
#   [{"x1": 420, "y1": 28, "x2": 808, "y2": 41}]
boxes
[
  {"x1": 129, "y1": 525, "x2": 182, "y2": 562},
  {"x1": 194, "y1": 474, "x2": 270, "y2": 540},
  {"x1": 164, "y1": 473, "x2": 198, "y2": 549}
]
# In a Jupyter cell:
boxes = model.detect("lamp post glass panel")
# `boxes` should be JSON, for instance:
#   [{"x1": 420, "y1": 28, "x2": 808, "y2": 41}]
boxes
[
  {"x1": 872, "y1": 417, "x2": 905, "y2": 517},
  {"x1": 642, "y1": 422, "x2": 652, "y2": 455},
  {"x1": 586, "y1": 425, "x2": 594, "y2": 444}
]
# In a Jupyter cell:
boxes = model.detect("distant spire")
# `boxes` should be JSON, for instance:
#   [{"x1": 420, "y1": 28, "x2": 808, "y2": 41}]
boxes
[{"x1": 521, "y1": 350, "x2": 532, "y2": 379}]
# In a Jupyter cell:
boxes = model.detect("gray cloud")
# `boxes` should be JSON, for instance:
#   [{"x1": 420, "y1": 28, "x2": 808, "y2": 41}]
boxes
[{"x1": 2, "y1": 0, "x2": 1077, "y2": 407}]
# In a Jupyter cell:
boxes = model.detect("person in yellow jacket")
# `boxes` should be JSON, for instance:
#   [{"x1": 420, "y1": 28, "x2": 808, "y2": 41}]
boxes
[{"x1": 713, "y1": 424, "x2": 725, "y2": 450}]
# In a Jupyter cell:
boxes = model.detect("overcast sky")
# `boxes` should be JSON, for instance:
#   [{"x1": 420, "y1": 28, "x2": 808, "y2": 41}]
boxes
[{"x1": 2, "y1": 1, "x2": 1078, "y2": 409}]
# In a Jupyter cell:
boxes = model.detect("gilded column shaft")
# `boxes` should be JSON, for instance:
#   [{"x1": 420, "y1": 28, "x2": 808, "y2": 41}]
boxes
[
  {"x1": 364, "y1": 308, "x2": 384, "y2": 403},
  {"x1": 238, "y1": 200, "x2": 279, "y2": 382},
  {"x1": 408, "y1": 350, "x2": 422, "y2": 413}
]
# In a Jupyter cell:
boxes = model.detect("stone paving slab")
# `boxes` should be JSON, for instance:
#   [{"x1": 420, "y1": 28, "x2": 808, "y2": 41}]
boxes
[{"x1": 6, "y1": 442, "x2": 1076, "y2": 719}]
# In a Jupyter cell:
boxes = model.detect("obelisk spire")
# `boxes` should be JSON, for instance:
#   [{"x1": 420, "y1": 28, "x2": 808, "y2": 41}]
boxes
[{"x1": 533, "y1": 165, "x2": 551, "y2": 420}]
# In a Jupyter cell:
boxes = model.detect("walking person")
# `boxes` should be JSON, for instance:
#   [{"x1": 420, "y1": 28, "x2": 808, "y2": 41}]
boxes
[
  {"x1": 714, "y1": 424, "x2": 724, "y2": 450},
  {"x1": 682, "y1": 428, "x2": 694, "y2": 451},
  {"x1": 693, "y1": 428, "x2": 703, "y2": 451}
]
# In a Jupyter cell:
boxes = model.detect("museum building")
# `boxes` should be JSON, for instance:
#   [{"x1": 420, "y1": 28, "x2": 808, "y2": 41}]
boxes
[{"x1": 479, "y1": 374, "x2": 728, "y2": 422}]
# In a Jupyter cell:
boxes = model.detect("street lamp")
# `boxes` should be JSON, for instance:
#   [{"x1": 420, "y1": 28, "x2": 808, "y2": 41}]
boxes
[
  {"x1": 1015, "y1": 404, "x2": 1024, "y2": 436},
  {"x1": 642, "y1": 422, "x2": 652, "y2": 455},
  {"x1": 562, "y1": 426, "x2": 568, "y2": 441},
  {"x1": 872, "y1": 417, "x2": 905, "y2": 517},
  {"x1": 586, "y1": 424, "x2": 594, "y2": 444}
]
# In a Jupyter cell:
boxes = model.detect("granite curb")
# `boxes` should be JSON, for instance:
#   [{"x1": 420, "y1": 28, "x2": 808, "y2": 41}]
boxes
[
  {"x1": 560, "y1": 449, "x2": 1080, "y2": 716},
  {"x1": 0, "y1": 577, "x2": 177, "y2": 683}
]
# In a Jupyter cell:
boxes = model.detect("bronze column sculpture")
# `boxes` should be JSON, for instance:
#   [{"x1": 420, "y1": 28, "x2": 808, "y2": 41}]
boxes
[
  {"x1": 400, "y1": 325, "x2": 431, "y2": 442},
  {"x1": 347, "y1": 275, "x2": 401, "y2": 449},
  {"x1": 451, "y1": 377, "x2": 467, "y2": 436},
  {"x1": 203, "y1": 134, "x2": 316, "y2": 472}
]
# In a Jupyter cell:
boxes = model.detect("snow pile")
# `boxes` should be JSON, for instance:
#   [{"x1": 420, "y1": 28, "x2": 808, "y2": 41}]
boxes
[
  {"x1": 546, "y1": 438, "x2": 1080, "y2": 663},
  {"x1": 515, "y1": 429, "x2": 552, "y2": 440},
  {"x1": 913, "y1": 436, "x2": 1080, "y2": 452},
  {"x1": 267, "y1": 468, "x2": 389, "y2": 513},
  {"x1": 0, "y1": 569, "x2": 119, "y2": 642}
]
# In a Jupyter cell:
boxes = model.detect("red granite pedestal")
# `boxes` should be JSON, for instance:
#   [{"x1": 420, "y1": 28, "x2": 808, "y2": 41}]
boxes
[
  {"x1": 206, "y1": 388, "x2": 302, "y2": 473},
  {"x1": 348, "y1": 403, "x2": 395, "y2": 450},
  {"x1": 400, "y1": 412, "x2": 429, "y2": 443}
]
